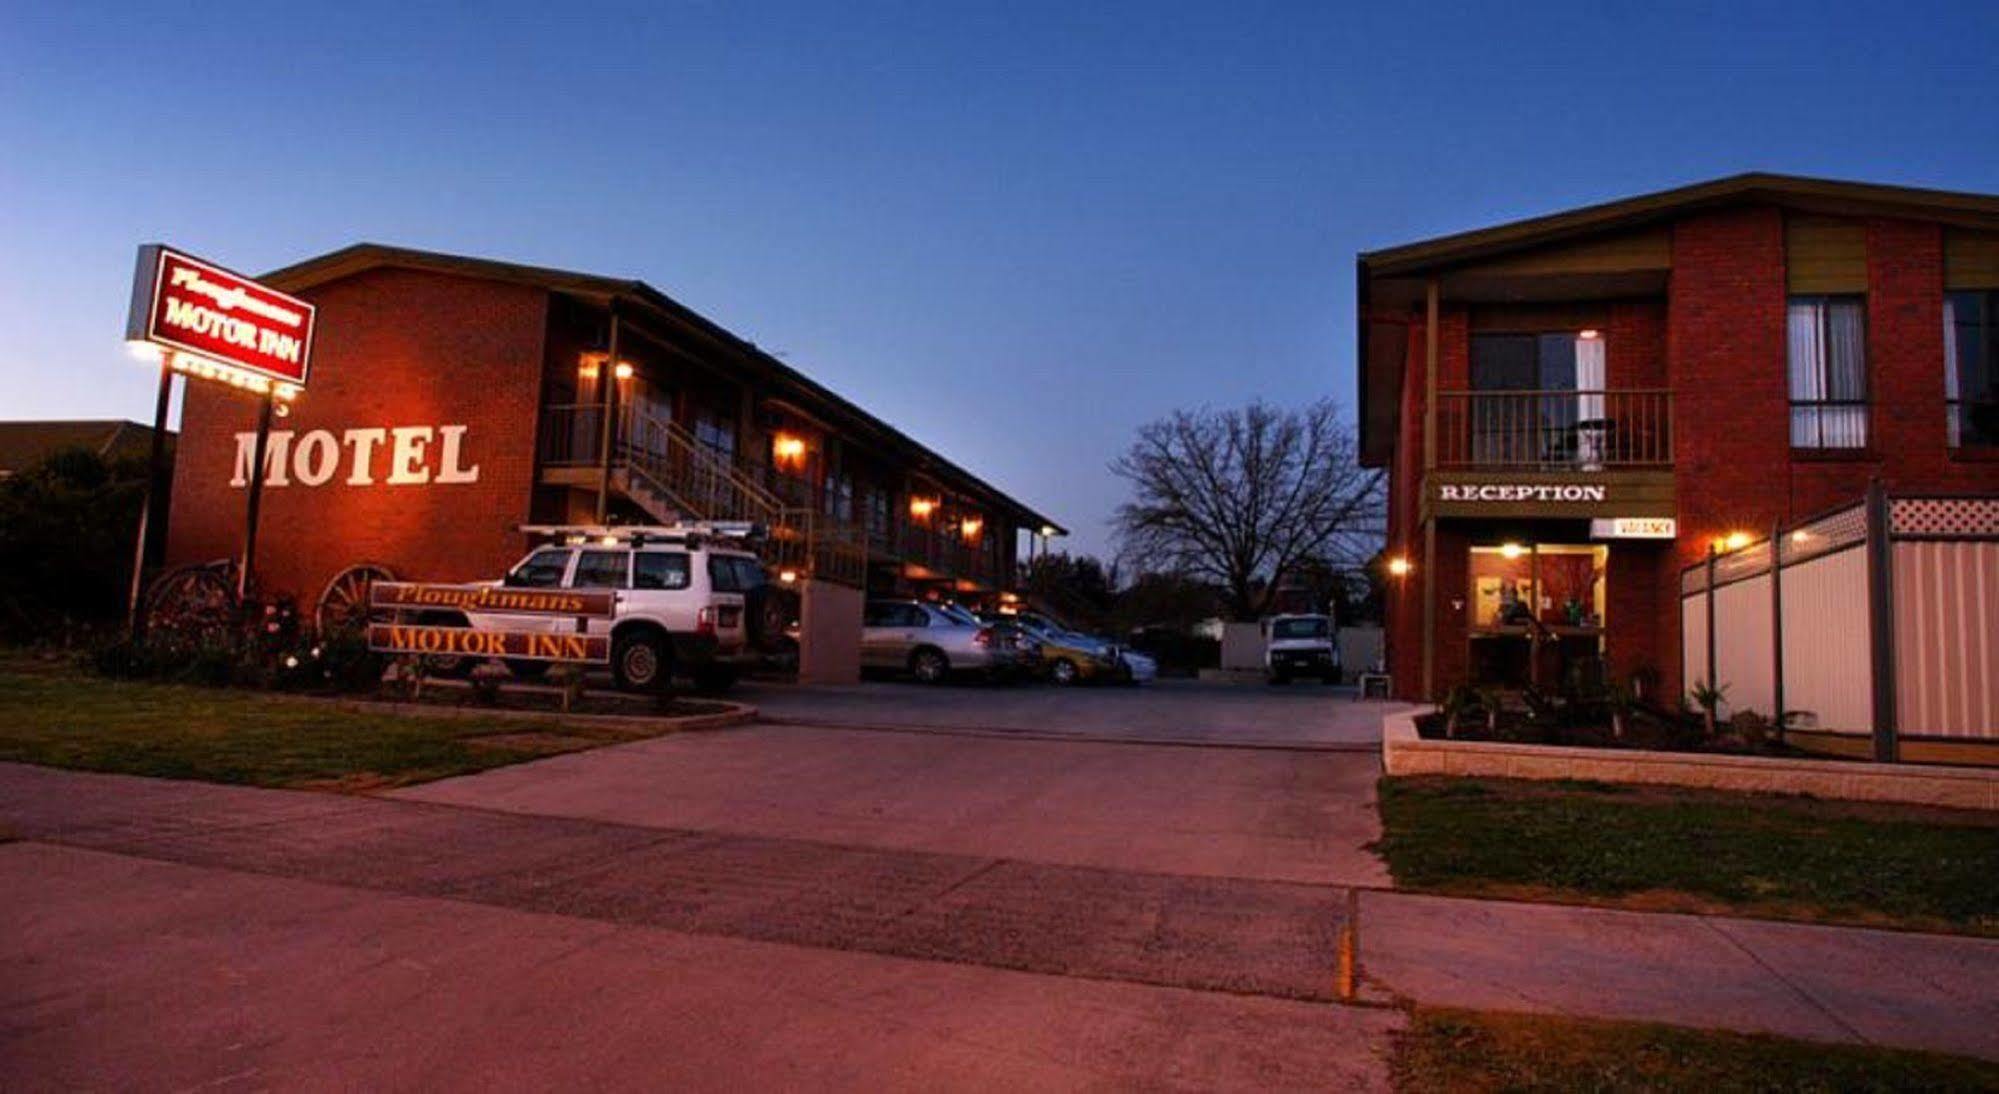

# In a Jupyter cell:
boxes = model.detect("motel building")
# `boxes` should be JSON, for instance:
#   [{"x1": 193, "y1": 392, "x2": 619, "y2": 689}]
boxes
[
  {"x1": 162, "y1": 244, "x2": 1063, "y2": 681},
  {"x1": 1359, "y1": 174, "x2": 1999, "y2": 742}
]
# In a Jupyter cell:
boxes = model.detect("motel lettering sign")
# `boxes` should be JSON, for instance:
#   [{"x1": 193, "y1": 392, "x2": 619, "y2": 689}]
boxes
[{"x1": 126, "y1": 245, "x2": 316, "y2": 388}]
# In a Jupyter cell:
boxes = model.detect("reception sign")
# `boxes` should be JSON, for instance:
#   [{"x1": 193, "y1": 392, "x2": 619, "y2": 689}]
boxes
[{"x1": 126, "y1": 245, "x2": 316, "y2": 389}]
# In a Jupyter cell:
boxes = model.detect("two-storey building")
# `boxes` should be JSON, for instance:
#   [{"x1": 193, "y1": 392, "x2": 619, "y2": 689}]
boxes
[
  {"x1": 164, "y1": 244, "x2": 1063, "y2": 679},
  {"x1": 1359, "y1": 174, "x2": 1998, "y2": 702}
]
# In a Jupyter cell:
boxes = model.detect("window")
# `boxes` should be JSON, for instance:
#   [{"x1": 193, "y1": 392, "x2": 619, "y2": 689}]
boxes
[
  {"x1": 706, "y1": 554, "x2": 765, "y2": 593},
  {"x1": 694, "y1": 414, "x2": 737, "y2": 461},
  {"x1": 633, "y1": 552, "x2": 691, "y2": 590},
  {"x1": 507, "y1": 548, "x2": 571, "y2": 588},
  {"x1": 570, "y1": 550, "x2": 629, "y2": 589},
  {"x1": 823, "y1": 469, "x2": 854, "y2": 521},
  {"x1": 1787, "y1": 296, "x2": 1868, "y2": 448},
  {"x1": 1271, "y1": 618, "x2": 1330, "y2": 640},
  {"x1": 1469, "y1": 332, "x2": 1594, "y2": 465},
  {"x1": 1945, "y1": 291, "x2": 1998, "y2": 447},
  {"x1": 864, "y1": 602, "x2": 926, "y2": 627}
]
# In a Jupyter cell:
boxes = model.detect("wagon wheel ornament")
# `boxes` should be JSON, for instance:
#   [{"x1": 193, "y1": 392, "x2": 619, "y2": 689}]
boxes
[
  {"x1": 143, "y1": 563, "x2": 240, "y2": 645},
  {"x1": 315, "y1": 564, "x2": 398, "y2": 638}
]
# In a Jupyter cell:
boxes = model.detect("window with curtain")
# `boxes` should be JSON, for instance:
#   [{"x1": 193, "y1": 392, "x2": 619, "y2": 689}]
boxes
[
  {"x1": 1945, "y1": 291, "x2": 1998, "y2": 447},
  {"x1": 1787, "y1": 296, "x2": 1868, "y2": 448},
  {"x1": 1469, "y1": 332, "x2": 1585, "y2": 466}
]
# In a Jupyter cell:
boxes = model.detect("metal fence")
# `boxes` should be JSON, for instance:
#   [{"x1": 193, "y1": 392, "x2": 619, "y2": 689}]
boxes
[{"x1": 1680, "y1": 485, "x2": 1999, "y2": 762}]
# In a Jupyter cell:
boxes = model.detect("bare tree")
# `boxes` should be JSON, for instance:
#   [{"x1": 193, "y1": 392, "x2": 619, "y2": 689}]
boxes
[{"x1": 1110, "y1": 400, "x2": 1383, "y2": 621}]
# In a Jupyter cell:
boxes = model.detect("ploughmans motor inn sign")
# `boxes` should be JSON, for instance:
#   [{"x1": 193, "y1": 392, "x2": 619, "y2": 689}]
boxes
[{"x1": 126, "y1": 244, "x2": 316, "y2": 392}]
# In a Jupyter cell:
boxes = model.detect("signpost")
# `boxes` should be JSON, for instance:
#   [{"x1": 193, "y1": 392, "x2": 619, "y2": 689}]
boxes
[
  {"x1": 124, "y1": 244, "x2": 317, "y2": 633},
  {"x1": 365, "y1": 582, "x2": 615, "y2": 664}
]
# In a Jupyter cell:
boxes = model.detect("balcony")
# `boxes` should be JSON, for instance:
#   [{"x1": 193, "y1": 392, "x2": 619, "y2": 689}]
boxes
[
  {"x1": 1436, "y1": 389, "x2": 1672, "y2": 470},
  {"x1": 1427, "y1": 390, "x2": 1675, "y2": 521}
]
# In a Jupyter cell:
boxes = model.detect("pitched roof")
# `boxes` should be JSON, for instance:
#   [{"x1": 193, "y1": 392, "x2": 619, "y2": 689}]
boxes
[
  {"x1": 1359, "y1": 172, "x2": 1999, "y2": 278},
  {"x1": 1354, "y1": 173, "x2": 1999, "y2": 465},
  {"x1": 0, "y1": 420, "x2": 169, "y2": 475},
  {"x1": 259, "y1": 244, "x2": 1065, "y2": 534}
]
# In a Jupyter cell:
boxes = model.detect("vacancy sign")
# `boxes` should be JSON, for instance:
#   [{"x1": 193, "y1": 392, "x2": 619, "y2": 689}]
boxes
[{"x1": 126, "y1": 244, "x2": 316, "y2": 389}]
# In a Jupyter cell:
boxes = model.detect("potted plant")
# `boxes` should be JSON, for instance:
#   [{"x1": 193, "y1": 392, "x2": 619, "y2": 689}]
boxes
[{"x1": 1688, "y1": 680, "x2": 1728, "y2": 742}]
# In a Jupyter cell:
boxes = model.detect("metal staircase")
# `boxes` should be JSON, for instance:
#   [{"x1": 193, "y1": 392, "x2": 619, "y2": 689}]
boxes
[{"x1": 614, "y1": 411, "x2": 866, "y2": 587}]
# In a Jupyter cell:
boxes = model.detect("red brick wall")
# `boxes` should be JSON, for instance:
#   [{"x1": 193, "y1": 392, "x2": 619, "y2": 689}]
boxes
[
  {"x1": 166, "y1": 268, "x2": 550, "y2": 610},
  {"x1": 1382, "y1": 203, "x2": 1994, "y2": 705}
]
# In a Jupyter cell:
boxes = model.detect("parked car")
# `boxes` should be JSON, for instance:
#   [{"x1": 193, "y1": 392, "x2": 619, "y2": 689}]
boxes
[
  {"x1": 452, "y1": 524, "x2": 784, "y2": 694},
  {"x1": 986, "y1": 612, "x2": 1155, "y2": 685},
  {"x1": 862, "y1": 598, "x2": 1026, "y2": 683},
  {"x1": 1264, "y1": 613, "x2": 1340, "y2": 684}
]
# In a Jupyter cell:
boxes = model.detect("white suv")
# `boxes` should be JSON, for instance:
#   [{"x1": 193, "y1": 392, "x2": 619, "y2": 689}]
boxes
[{"x1": 462, "y1": 526, "x2": 785, "y2": 693}]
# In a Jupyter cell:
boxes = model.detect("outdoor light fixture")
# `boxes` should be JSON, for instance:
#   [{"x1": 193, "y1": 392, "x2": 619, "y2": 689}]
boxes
[
  {"x1": 1040, "y1": 524, "x2": 1058, "y2": 537},
  {"x1": 778, "y1": 568, "x2": 798, "y2": 584},
  {"x1": 909, "y1": 496, "x2": 938, "y2": 520},
  {"x1": 1578, "y1": 329, "x2": 1601, "y2": 340},
  {"x1": 614, "y1": 362, "x2": 634, "y2": 381},
  {"x1": 772, "y1": 433, "x2": 807, "y2": 466},
  {"x1": 960, "y1": 516, "x2": 983, "y2": 542},
  {"x1": 1387, "y1": 556, "x2": 1412, "y2": 577},
  {"x1": 1500, "y1": 542, "x2": 1526, "y2": 560},
  {"x1": 1719, "y1": 531, "x2": 1753, "y2": 552}
]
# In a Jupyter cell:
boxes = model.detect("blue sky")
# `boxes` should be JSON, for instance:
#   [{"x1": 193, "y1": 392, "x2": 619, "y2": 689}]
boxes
[{"x1": 4, "y1": 1, "x2": 1996, "y2": 555}]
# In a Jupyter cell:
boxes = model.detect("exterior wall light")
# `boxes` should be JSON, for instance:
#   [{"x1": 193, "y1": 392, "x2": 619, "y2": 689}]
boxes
[
  {"x1": 960, "y1": 516, "x2": 983, "y2": 542},
  {"x1": 1500, "y1": 542, "x2": 1526, "y2": 560},
  {"x1": 909, "y1": 497, "x2": 937, "y2": 520},
  {"x1": 1578, "y1": 329, "x2": 1602, "y2": 340},
  {"x1": 772, "y1": 433, "x2": 807, "y2": 467},
  {"x1": 1387, "y1": 556, "x2": 1412, "y2": 577},
  {"x1": 613, "y1": 361, "x2": 634, "y2": 381},
  {"x1": 1718, "y1": 531, "x2": 1753, "y2": 552},
  {"x1": 778, "y1": 568, "x2": 798, "y2": 584}
]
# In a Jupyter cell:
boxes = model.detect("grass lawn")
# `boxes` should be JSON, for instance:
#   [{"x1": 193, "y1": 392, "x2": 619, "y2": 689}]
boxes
[
  {"x1": 1393, "y1": 1008, "x2": 1999, "y2": 1093},
  {"x1": 0, "y1": 653, "x2": 668, "y2": 790},
  {"x1": 1375, "y1": 776, "x2": 1999, "y2": 936}
]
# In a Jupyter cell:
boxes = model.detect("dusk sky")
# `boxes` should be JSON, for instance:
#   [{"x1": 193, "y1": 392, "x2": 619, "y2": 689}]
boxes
[{"x1": 5, "y1": 2, "x2": 1997, "y2": 557}]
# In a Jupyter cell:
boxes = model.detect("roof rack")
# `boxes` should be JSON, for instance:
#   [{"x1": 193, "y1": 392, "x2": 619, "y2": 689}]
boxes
[{"x1": 518, "y1": 522, "x2": 766, "y2": 546}]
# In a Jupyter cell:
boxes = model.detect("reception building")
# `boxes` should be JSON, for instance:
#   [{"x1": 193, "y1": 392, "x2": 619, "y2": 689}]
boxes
[{"x1": 1358, "y1": 174, "x2": 1998, "y2": 706}]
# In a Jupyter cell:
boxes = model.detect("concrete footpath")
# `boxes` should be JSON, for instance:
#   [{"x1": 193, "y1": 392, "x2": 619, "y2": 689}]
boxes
[
  {"x1": 1, "y1": 760, "x2": 1996, "y2": 1087},
  {"x1": 1359, "y1": 890, "x2": 1999, "y2": 1062}
]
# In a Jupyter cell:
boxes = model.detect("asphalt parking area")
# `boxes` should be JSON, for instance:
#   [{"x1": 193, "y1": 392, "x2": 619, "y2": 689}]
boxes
[{"x1": 736, "y1": 675, "x2": 1401, "y2": 748}]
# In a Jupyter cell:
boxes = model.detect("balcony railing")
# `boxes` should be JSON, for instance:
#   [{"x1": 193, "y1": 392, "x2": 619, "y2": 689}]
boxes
[
  {"x1": 1436, "y1": 389, "x2": 1672, "y2": 470},
  {"x1": 538, "y1": 403, "x2": 993, "y2": 588}
]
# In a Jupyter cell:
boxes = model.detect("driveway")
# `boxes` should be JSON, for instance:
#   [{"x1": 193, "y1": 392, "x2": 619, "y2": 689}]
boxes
[
  {"x1": 393, "y1": 722, "x2": 1392, "y2": 886},
  {"x1": 736, "y1": 676, "x2": 1400, "y2": 748}
]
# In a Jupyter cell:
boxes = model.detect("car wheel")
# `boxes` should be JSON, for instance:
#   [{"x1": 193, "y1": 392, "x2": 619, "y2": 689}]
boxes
[
  {"x1": 1050, "y1": 658, "x2": 1080, "y2": 686},
  {"x1": 504, "y1": 659, "x2": 551, "y2": 681},
  {"x1": 613, "y1": 631, "x2": 670, "y2": 693},
  {"x1": 909, "y1": 647, "x2": 949, "y2": 685}
]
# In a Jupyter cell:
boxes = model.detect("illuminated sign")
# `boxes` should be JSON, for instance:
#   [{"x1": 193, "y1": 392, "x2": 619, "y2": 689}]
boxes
[
  {"x1": 367, "y1": 581, "x2": 614, "y2": 664},
  {"x1": 225, "y1": 425, "x2": 480, "y2": 488},
  {"x1": 126, "y1": 244, "x2": 316, "y2": 390},
  {"x1": 1438, "y1": 483, "x2": 1607, "y2": 503},
  {"x1": 1590, "y1": 517, "x2": 1677, "y2": 539},
  {"x1": 369, "y1": 582, "x2": 615, "y2": 619},
  {"x1": 367, "y1": 624, "x2": 610, "y2": 663}
]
